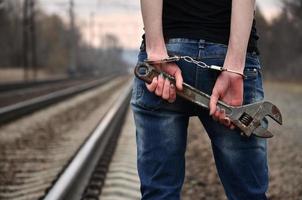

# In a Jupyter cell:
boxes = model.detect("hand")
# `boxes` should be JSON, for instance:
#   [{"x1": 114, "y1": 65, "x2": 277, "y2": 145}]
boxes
[
  {"x1": 209, "y1": 71, "x2": 244, "y2": 129},
  {"x1": 146, "y1": 52, "x2": 183, "y2": 103}
]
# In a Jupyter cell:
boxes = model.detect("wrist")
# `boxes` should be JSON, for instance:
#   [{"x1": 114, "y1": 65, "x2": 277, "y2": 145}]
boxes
[
  {"x1": 146, "y1": 46, "x2": 168, "y2": 61},
  {"x1": 145, "y1": 37, "x2": 167, "y2": 57},
  {"x1": 222, "y1": 69, "x2": 246, "y2": 79},
  {"x1": 224, "y1": 45, "x2": 246, "y2": 74}
]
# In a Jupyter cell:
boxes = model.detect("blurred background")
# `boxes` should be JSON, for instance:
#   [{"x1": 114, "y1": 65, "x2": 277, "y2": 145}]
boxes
[
  {"x1": 0, "y1": 0, "x2": 301, "y2": 200},
  {"x1": 0, "y1": 0, "x2": 301, "y2": 82},
  {"x1": 0, "y1": 0, "x2": 141, "y2": 81}
]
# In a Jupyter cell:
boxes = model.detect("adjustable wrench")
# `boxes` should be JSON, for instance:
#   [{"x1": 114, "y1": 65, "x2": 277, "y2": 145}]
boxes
[{"x1": 134, "y1": 62, "x2": 283, "y2": 138}]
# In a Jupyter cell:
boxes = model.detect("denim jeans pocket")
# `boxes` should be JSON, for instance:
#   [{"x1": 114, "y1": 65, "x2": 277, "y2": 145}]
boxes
[
  {"x1": 244, "y1": 67, "x2": 259, "y2": 79},
  {"x1": 131, "y1": 49, "x2": 164, "y2": 110},
  {"x1": 243, "y1": 56, "x2": 263, "y2": 104},
  {"x1": 131, "y1": 77, "x2": 164, "y2": 111}
]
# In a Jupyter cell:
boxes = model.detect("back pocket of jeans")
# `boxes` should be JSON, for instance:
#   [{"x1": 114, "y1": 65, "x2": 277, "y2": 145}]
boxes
[
  {"x1": 132, "y1": 78, "x2": 163, "y2": 111},
  {"x1": 243, "y1": 66, "x2": 261, "y2": 104},
  {"x1": 244, "y1": 67, "x2": 259, "y2": 80}
]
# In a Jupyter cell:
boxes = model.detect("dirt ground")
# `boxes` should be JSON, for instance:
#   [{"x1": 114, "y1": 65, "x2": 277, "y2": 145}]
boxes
[{"x1": 182, "y1": 82, "x2": 302, "y2": 200}]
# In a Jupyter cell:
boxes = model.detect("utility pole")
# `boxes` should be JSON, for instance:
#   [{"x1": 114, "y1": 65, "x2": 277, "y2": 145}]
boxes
[
  {"x1": 68, "y1": 0, "x2": 77, "y2": 76},
  {"x1": 0, "y1": 0, "x2": 6, "y2": 10},
  {"x1": 29, "y1": 0, "x2": 37, "y2": 80},
  {"x1": 23, "y1": 0, "x2": 29, "y2": 81},
  {"x1": 89, "y1": 12, "x2": 95, "y2": 48},
  {"x1": 22, "y1": 0, "x2": 37, "y2": 81}
]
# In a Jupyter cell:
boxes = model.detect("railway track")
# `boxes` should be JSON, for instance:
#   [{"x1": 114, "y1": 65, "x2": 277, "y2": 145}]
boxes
[
  {"x1": 0, "y1": 76, "x2": 68, "y2": 92},
  {"x1": 0, "y1": 76, "x2": 113, "y2": 125},
  {"x1": 0, "y1": 77, "x2": 136, "y2": 200},
  {"x1": 44, "y1": 82, "x2": 133, "y2": 200}
]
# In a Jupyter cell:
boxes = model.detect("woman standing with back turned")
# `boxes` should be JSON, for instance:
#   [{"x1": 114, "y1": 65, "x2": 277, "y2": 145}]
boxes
[{"x1": 131, "y1": 0, "x2": 268, "y2": 199}]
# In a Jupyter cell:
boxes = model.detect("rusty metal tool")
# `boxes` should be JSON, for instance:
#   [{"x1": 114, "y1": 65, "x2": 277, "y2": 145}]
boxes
[{"x1": 134, "y1": 62, "x2": 283, "y2": 138}]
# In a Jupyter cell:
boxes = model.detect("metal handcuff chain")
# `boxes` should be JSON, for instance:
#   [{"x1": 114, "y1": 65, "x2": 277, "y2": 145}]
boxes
[{"x1": 145, "y1": 55, "x2": 246, "y2": 78}]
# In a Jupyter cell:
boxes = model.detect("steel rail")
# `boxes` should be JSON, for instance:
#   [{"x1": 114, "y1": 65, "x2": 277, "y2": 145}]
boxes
[
  {"x1": 0, "y1": 76, "x2": 113, "y2": 125},
  {"x1": 0, "y1": 76, "x2": 69, "y2": 92},
  {"x1": 43, "y1": 82, "x2": 132, "y2": 200},
  {"x1": 0, "y1": 75, "x2": 100, "y2": 93}
]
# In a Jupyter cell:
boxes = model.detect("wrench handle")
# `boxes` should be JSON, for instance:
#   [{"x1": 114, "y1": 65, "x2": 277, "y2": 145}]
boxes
[{"x1": 134, "y1": 62, "x2": 233, "y2": 114}]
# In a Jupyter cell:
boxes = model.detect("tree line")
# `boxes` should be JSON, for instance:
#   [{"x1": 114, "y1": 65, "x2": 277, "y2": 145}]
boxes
[
  {"x1": 256, "y1": 0, "x2": 302, "y2": 81},
  {"x1": 0, "y1": 0, "x2": 128, "y2": 78}
]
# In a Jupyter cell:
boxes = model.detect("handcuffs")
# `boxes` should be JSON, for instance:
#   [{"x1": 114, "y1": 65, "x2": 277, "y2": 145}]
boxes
[{"x1": 145, "y1": 55, "x2": 246, "y2": 79}]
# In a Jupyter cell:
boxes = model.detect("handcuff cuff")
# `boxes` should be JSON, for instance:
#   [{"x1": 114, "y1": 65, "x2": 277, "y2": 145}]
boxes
[{"x1": 145, "y1": 55, "x2": 246, "y2": 79}]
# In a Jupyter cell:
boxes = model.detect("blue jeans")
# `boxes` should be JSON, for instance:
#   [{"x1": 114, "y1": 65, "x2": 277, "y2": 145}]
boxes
[{"x1": 131, "y1": 38, "x2": 268, "y2": 200}]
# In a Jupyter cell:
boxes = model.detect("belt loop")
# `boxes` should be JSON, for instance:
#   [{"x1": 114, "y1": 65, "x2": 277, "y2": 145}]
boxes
[{"x1": 198, "y1": 39, "x2": 205, "y2": 49}]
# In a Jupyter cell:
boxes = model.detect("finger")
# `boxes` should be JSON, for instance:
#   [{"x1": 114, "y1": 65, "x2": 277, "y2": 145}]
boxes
[
  {"x1": 146, "y1": 77, "x2": 157, "y2": 92},
  {"x1": 155, "y1": 74, "x2": 164, "y2": 96},
  {"x1": 162, "y1": 78, "x2": 170, "y2": 100},
  {"x1": 168, "y1": 84, "x2": 176, "y2": 103},
  {"x1": 230, "y1": 124, "x2": 236, "y2": 130},
  {"x1": 219, "y1": 109, "x2": 231, "y2": 127},
  {"x1": 223, "y1": 118, "x2": 231, "y2": 127},
  {"x1": 212, "y1": 106, "x2": 220, "y2": 121},
  {"x1": 218, "y1": 108, "x2": 226, "y2": 125},
  {"x1": 210, "y1": 90, "x2": 219, "y2": 116},
  {"x1": 174, "y1": 68, "x2": 183, "y2": 91},
  {"x1": 221, "y1": 118, "x2": 231, "y2": 127}
]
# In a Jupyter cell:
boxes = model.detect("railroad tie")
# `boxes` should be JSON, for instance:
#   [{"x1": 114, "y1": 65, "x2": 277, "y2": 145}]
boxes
[{"x1": 99, "y1": 109, "x2": 141, "y2": 200}]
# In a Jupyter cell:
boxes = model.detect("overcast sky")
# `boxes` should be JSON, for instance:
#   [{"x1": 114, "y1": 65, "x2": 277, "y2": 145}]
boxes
[{"x1": 39, "y1": 0, "x2": 283, "y2": 49}]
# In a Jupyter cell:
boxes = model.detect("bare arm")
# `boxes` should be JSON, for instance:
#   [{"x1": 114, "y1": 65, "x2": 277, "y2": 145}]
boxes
[
  {"x1": 140, "y1": 0, "x2": 183, "y2": 102},
  {"x1": 140, "y1": 0, "x2": 167, "y2": 59},
  {"x1": 224, "y1": 0, "x2": 255, "y2": 74},
  {"x1": 210, "y1": 0, "x2": 256, "y2": 127}
]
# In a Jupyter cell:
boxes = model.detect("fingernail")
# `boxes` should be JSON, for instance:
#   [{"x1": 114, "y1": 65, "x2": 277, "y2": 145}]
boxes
[
  {"x1": 159, "y1": 73, "x2": 164, "y2": 78},
  {"x1": 170, "y1": 84, "x2": 175, "y2": 89}
]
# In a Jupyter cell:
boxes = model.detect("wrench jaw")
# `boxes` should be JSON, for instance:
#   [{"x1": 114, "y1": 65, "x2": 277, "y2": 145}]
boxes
[
  {"x1": 231, "y1": 118, "x2": 273, "y2": 138},
  {"x1": 229, "y1": 101, "x2": 283, "y2": 138},
  {"x1": 253, "y1": 126, "x2": 274, "y2": 138},
  {"x1": 263, "y1": 101, "x2": 283, "y2": 125}
]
